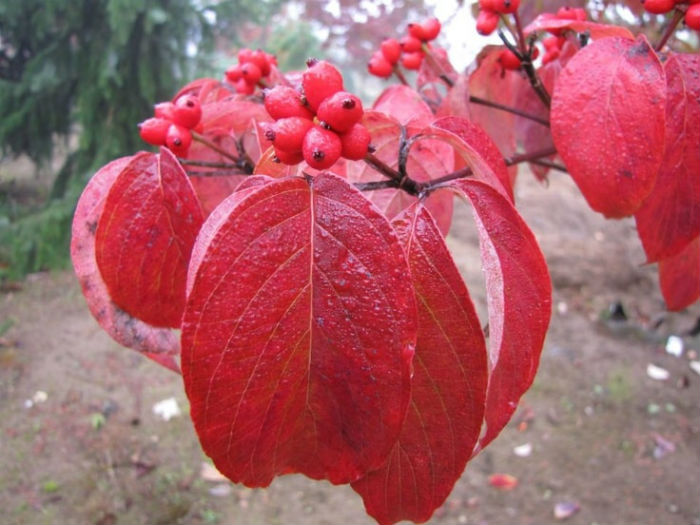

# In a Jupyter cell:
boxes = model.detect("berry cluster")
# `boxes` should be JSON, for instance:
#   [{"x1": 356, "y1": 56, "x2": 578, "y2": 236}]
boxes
[
  {"x1": 225, "y1": 48, "x2": 278, "y2": 95},
  {"x1": 263, "y1": 59, "x2": 371, "y2": 170},
  {"x1": 642, "y1": 0, "x2": 700, "y2": 29},
  {"x1": 476, "y1": 0, "x2": 521, "y2": 35},
  {"x1": 368, "y1": 17, "x2": 441, "y2": 77},
  {"x1": 138, "y1": 95, "x2": 202, "y2": 157}
]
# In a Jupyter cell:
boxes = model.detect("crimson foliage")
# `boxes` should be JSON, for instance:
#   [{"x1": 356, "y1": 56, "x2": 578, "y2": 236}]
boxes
[{"x1": 71, "y1": 4, "x2": 698, "y2": 524}]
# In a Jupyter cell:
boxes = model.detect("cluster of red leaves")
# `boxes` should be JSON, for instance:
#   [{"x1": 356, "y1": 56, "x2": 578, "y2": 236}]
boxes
[
  {"x1": 70, "y1": 5, "x2": 698, "y2": 525},
  {"x1": 463, "y1": 9, "x2": 700, "y2": 310},
  {"x1": 71, "y1": 50, "x2": 551, "y2": 525}
]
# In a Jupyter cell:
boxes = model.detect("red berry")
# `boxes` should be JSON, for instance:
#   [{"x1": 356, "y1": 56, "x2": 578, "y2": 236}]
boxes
[
  {"x1": 479, "y1": 0, "x2": 498, "y2": 9},
  {"x1": 238, "y1": 48, "x2": 254, "y2": 64},
  {"x1": 380, "y1": 38, "x2": 402, "y2": 64},
  {"x1": 340, "y1": 124, "x2": 371, "y2": 161},
  {"x1": 225, "y1": 64, "x2": 243, "y2": 83},
  {"x1": 499, "y1": 49, "x2": 521, "y2": 70},
  {"x1": 154, "y1": 101, "x2": 175, "y2": 120},
  {"x1": 476, "y1": 9, "x2": 500, "y2": 35},
  {"x1": 491, "y1": 0, "x2": 520, "y2": 14},
  {"x1": 408, "y1": 22, "x2": 428, "y2": 41},
  {"x1": 531, "y1": 46, "x2": 541, "y2": 60},
  {"x1": 301, "y1": 59, "x2": 344, "y2": 112},
  {"x1": 172, "y1": 95, "x2": 202, "y2": 129},
  {"x1": 401, "y1": 51, "x2": 424, "y2": 70},
  {"x1": 556, "y1": 6, "x2": 587, "y2": 20},
  {"x1": 302, "y1": 126, "x2": 342, "y2": 170},
  {"x1": 240, "y1": 62, "x2": 262, "y2": 84},
  {"x1": 249, "y1": 49, "x2": 271, "y2": 77},
  {"x1": 273, "y1": 146, "x2": 304, "y2": 165},
  {"x1": 263, "y1": 86, "x2": 314, "y2": 120},
  {"x1": 235, "y1": 78, "x2": 255, "y2": 95},
  {"x1": 421, "y1": 17, "x2": 441, "y2": 41},
  {"x1": 368, "y1": 52, "x2": 394, "y2": 78},
  {"x1": 266, "y1": 117, "x2": 314, "y2": 153},
  {"x1": 317, "y1": 91, "x2": 364, "y2": 133},
  {"x1": 641, "y1": 0, "x2": 675, "y2": 13},
  {"x1": 138, "y1": 118, "x2": 171, "y2": 146},
  {"x1": 165, "y1": 124, "x2": 192, "y2": 157},
  {"x1": 399, "y1": 35, "x2": 423, "y2": 53},
  {"x1": 686, "y1": 3, "x2": 700, "y2": 29}
]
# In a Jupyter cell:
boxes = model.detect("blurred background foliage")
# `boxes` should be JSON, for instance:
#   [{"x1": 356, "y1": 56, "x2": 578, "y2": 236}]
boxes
[{"x1": 0, "y1": 0, "x2": 695, "y2": 280}]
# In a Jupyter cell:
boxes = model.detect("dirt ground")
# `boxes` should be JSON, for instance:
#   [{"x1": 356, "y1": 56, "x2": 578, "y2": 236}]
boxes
[{"x1": 1, "y1": 171, "x2": 699, "y2": 525}]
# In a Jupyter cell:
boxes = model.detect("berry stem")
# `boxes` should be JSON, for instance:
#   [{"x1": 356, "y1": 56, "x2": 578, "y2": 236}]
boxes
[
  {"x1": 393, "y1": 66, "x2": 410, "y2": 86},
  {"x1": 512, "y1": 11, "x2": 529, "y2": 56},
  {"x1": 654, "y1": 7, "x2": 685, "y2": 52}
]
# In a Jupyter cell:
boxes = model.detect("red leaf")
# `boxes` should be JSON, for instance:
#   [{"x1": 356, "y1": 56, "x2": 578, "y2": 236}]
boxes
[
  {"x1": 635, "y1": 53, "x2": 700, "y2": 262},
  {"x1": 95, "y1": 149, "x2": 204, "y2": 328},
  {"x1": 437, "y1": 74, "x2": 471, "y2": 120},
  {"x1": 71, "y1": 156, "x2": 180, "y2": 372},
  {"x1": 467, "y1": 46, "x2": 520, "y2": 181},
  {"x1": 449, "y1": 179, "x2": 551, "y2": 452},
  {"x1": 429, "y1": 116, "x2": 514, "y2": 202},
  {"x1": 352, "y1": 203, "x2": 487, "y2": 525},
  {"x1": 659, "y1": 236, "x2": 700, "y2": 311},
  {"x1": 551, "y1": 36, "x2": 666, "y2": 218},
  {"x1": 202, "y1": 97, "x2": 272, "y2": 136},
  {"x1": 181, "y1": 173, "x2": 417, "y2": 487},
  {"x1": 489, "y1": 473, "x2": 519, "y2": 490},
  {"x1": 347, "y1": 111, "x2": 455, "y2": 234},
  {"x1": 512, "y1": 41, "x2": 578, "y2": 181},
  {"x1": 172, "y1": 78, "x2": 232, "y2": 103},
  {"x1": 524, "y1": 15, "x2": 634, "y2": 40},
  {"x1": 372, "y1": 85, "x2": 435, "y2": 127},
  {"x1": 185, "y1": 134, "x2": 247, "y2": 217}
]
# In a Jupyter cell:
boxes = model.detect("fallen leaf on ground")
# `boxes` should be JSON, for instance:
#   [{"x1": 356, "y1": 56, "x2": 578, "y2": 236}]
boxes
[
  {"x1": 646, "y1": 364, "x2": 670, "y2": 381},
  {"x1": 554, "y1": 501, "x2": 580, "y2": 520},
  {"x1": 489, "y1": 473, "x2": 518, "y2": 490}
]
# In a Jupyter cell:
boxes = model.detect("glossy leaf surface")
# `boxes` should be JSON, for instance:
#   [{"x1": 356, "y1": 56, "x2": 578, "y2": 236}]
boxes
[
  {"x1": 450, "y1": 179, "x2": 551, "y2": 452},
  {"x1": 467, "y1": 46, "x2": 520, "y2": 181},
  {"x1": 181, "y1": 173, "x2": 417, "y2": 487},
  {"x1": 524, "y1": 15, "x2": 634, "y2": 40},
  {"x1": 71, "y1": 155, "x2": 180, "y2": 371},
  {"x1": 635, "y1": 53, "x2": 700, "y2": 262},
  {"x1": 429, "y1": 116, "x2": 514, "y2": 202},
  {"x1": 659, "y1": 237, "x2": 700, "y2": 311},
  {"x1": 95, "y1": 149, "x2": 204, "y2": 328},
  {"x1": 551, "y1": 36, "x2": 666, "y2": 218},
  {"x1": 352, "y1": 203, "x2": 488, "y2": 525}
]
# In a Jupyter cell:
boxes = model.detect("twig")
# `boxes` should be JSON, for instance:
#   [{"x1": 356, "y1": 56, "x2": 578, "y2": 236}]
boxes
[
  {"x1": 655, "y1": 8, "x2": 685, "y2": 52},
  {"x1": 179, "y1": 159, "x2": 239, "y2": 169},
  {"x1": 191, "y1": 131, "x2": 240, "y2": 163},
  {"x1": 469, "y1": 95, "x2": 549, "y2": 126}
]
